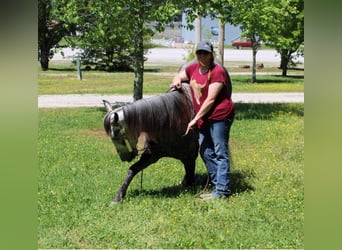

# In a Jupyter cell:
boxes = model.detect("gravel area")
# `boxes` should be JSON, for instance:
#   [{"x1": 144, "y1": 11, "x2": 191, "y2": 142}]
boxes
[{"x1": 38, "y1": 92, "x2": 304, "y2": 108}]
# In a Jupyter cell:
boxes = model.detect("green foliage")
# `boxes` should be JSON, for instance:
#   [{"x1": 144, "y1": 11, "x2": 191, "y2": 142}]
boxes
[
  {"x1": 182, "y1": 0, "x2": 304, "y2": 77},
  {"x1": 38, "y1": 0, "x2": 75, "y2": 70},
  {"x1": 56, "y1": 0, "x2": 137, "y2": 71},
  {"x1": 38, "y1": 104, "x2": 303, "y2": 248},
  {"x1": 39, "y1": 0, "x2": 182, "y2": 72}
]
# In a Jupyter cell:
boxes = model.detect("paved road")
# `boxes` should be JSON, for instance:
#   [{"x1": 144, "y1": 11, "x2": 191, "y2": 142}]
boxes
[
  {"x1": 52, "y1": 47, "x2": 304, "y2": 68},
  {"x1": 38, "y1": 93, "x2": 304, "y2": 108},
  {"x1": 145, "y1": 48, "x2": 285, "y2": 66}
]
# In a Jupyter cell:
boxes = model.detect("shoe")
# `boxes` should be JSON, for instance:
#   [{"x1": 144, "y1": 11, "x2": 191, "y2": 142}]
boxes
[
  {"x1": 199, "y1": 193, "x2": 230, "y2": 200},
  {"x1": 199, "y1": 193, "x2": 216, "y2": 200}
]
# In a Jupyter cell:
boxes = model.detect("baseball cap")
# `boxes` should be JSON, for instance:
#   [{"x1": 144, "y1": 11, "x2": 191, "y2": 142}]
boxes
[{"x1": 195, "y1": 41, "x2": 213, "y2": 53}]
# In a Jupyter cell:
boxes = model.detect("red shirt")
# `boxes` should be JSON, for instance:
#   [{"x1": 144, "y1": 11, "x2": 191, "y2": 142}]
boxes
[{"x1": 185, "y1": 63, "x2": 234, "y2": 128}]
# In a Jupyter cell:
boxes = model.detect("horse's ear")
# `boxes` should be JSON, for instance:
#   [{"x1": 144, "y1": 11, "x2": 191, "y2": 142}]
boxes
[{"x1": 103, "y1": 100, "x2": 113, "y2": 112}]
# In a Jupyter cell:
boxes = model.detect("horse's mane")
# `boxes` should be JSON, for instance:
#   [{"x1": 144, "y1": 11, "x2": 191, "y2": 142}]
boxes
[{"x1": 123, "y1": 85, "x2": 193, "y2": 142}]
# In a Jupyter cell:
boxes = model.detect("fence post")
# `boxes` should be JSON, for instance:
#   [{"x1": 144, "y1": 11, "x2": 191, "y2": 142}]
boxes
[{"x1": 76, "y1": 58, "x2": 82, "y2": 80}]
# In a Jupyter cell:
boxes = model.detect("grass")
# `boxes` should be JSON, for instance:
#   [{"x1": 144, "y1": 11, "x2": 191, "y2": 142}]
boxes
[
  {"x1": 38, "y1": 61, "x2": 304, "y2": 94},
  {"x1": 38, "y1": 103, "x2": 304, "y2": 249}
]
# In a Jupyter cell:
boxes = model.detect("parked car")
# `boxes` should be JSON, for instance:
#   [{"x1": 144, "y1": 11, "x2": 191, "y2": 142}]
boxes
[
  {"x1": 210, "y1": 26, "x2": 219, "y2": 36},
  {"x1": 232, "y1": 40, "x2": 261, "y2": 49}
]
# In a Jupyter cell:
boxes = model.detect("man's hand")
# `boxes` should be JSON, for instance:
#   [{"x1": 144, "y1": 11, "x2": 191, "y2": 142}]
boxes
[
  {"x1": 171, "y1": 71, "x2": 187, "y2": 90},
  {"x1": 170, "y1": 81, "x2": 182, "y2": 90},
  {"x1": 183, "y1": 118, "x2": 198, "y2": 136}
]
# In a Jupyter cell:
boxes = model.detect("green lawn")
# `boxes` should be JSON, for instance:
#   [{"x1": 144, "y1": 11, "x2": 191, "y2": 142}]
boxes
[
  {"x1": 38, "y1": 61, "x2": 304, "y2": 94},
  {"x1": 38, "y1": 103, "x2": 304, "y2": 248}
]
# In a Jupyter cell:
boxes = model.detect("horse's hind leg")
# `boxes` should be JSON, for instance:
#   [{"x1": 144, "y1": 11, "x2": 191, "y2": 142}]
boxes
[{"x1": 110, "y1": 153, "x2": 158, "y2": 206}]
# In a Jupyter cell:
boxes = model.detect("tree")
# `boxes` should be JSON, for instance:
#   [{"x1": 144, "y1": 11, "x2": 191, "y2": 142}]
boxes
[
  {"x1": 38, "y1": 0, "x2": 73, "y2": 70},
  {"x1": 229, "y1": 0, "x2": 304, "y2": 78},
  {"x1": 229, "y1": 0, "x2": 267, "y2": 83},
  {"x1": 171, "y1": 0, "x2": 304, "y2": 82},
  {"x1": 57, "y1": 0, "x2": 181, "y2": 100},
  {"x1": 212, "y1": 2, "x2": 234, "y2": 66},
  {"x1": 212, "y1": 0, "x2": 304, "y2": 80},
  {"x1": 180, "y1": 1, "x2": 233, "y2": 66},
  {"x1": 262, "y1": 0, "x2": 304, "y2": 76},
  {"x1": 117, "y1": 0, "x2": 181, "y2": 100},
  {"x1": 55, "y1": 0, "x2": 137, "y2": 71}
]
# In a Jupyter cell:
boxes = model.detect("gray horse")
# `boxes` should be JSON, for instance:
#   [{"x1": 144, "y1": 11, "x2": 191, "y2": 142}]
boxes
[{"x1": 103, "y1": 85, "x2": 199, "y2": 205}]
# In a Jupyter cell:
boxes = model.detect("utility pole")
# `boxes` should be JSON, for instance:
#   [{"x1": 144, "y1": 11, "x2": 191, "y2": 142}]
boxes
[
  {"x1": 218, "y1": 20, "x2": 225, "y2": 65},
  {"x1": 195, "y1": 15, "x2": 201, "y2": 44}
]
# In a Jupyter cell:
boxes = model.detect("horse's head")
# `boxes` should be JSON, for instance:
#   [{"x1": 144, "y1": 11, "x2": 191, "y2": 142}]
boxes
[
  {"x1": 103, "y1": 100, "x2": 122, "y2": 138},
  {"x1": 103, "y1": 100, "x2": 137, "y2": 162}
]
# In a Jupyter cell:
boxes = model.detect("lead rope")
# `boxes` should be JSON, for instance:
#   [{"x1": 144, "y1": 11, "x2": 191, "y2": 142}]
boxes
[
  {"x1": 194, "y1": 173, "x2": 210, "y2": 197},
  {"x1": 140, "y1": 170, "x2": 143, "y2": 190}
]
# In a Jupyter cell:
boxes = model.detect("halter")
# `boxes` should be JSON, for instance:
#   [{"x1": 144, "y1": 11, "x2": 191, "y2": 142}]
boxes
[{"x1": 105, "y1": 107, "x2": 137, "y2": 162}]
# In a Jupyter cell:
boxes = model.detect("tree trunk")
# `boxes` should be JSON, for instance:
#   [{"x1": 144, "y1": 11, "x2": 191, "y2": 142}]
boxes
[
  {"x1": 251, "y1": 46, "x2": 257, "y2": 83},
  {"x1": 280, "y1": 49, "x2": 291, "y2": 77},
  {"x1": 133, "y1": 36, "x2": 144, "y2": 101},
  {"x1": 133, "y1": 9, "x2": 144, "y2": 101},
  {"x1": 39, "y1": 45, "x2": 50, "y2": 71}
]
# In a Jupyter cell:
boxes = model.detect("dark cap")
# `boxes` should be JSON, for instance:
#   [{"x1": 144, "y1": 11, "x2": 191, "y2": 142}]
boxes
[{"x1": 195, "y1": 41, "x2": 213, "y2": 53}]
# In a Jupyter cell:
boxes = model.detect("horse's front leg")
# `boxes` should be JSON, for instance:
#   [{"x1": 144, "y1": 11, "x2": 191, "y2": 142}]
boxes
[
  {"x1": 110, "y1": 169, "x2": 135, "y2": 205},
  {"x1": 180, "y1": 157, "x2": 196, "y2": 187},
  {"x1": 110, "y1": 153, "x2": 158, "y2": 206}
]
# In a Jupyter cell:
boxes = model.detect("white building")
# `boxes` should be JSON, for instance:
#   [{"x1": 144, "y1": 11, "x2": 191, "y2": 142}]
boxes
[
  {"x1": 151, "y1": 14, "x2": 243, "y2": 47},
  {"x1": 181, "y1": 14, "x2": 242, "y2": 45}
]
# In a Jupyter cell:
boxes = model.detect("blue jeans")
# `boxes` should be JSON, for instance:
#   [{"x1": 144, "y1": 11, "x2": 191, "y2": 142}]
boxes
[{"x1": 199, "y1": 116, "x2": 234, "y2": 197}]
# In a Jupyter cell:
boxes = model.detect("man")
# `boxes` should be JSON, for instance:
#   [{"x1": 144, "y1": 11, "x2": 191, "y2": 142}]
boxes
[{"x1": 171, "y1": 41, "x2": 235, "y2": 199}]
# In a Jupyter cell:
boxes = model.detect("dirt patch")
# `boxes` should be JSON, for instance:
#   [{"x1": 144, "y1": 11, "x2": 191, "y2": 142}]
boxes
[{"x1": 77, "y1": 127, "x2": 107, "y2": 139}]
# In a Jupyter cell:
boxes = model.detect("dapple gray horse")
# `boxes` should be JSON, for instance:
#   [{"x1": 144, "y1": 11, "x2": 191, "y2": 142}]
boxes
[
  {"x1": 103, "y1": 84, "x2": 199, "y2": 205},
  {"x1": 103, "y1": 60, "x2": 231, "y2": 205}
]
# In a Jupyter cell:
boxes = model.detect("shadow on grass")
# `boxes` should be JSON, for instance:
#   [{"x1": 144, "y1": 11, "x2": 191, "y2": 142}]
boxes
[
  {"x1": 287, "y1": 67, "x2": 304, "y2": 71},
  {"x1": 144, "y1": 68, "x2": 161, "y2": 72},
  {"x1": 235, "y1": 103, "x2": 304, "y2": 120},
  {"x1": 44, "y1": 67, "x2": 77, "y2": 72},
  {"x1": 46, "y1": 66, "x2": 165, "y2": 73},
  {"x1": 234, "y1": 75, "x2": 303, "y2": 84},
  {"x1": 278, "y1": 75, "x2": 304, "y2": 79},
  {"x1": 261, "y1": 75, "x2": 304, "y2": 83},
  {"x1": 129, "y1": 170, "x2": 254, "y2": 199}
]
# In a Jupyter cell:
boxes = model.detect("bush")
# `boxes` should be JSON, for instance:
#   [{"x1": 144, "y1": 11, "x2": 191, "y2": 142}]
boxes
[{"x1": 76, "y1": 47, "x2": 134, "y2": 72}]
